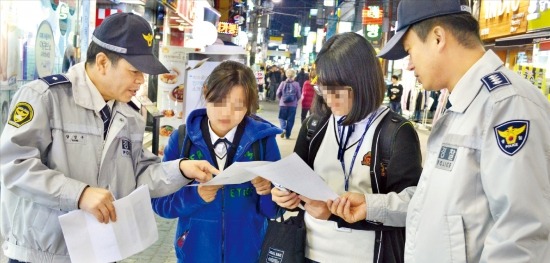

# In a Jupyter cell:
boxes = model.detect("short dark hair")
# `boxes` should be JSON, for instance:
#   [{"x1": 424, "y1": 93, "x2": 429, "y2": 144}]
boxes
[
  {"x1": 203, "y1": 60, "x2": 258, "y2": 116},
  {"x1": 85, "y1": 41, "x2": 122, "y2": 66},
  {"x1": 391, "y1": 75, "x2": 399, "y2": 81},
  {"x1": 410, "y1": 12, "x2": 482, "y2": 49},
  {"x1": 313, "y1": 32, "x2": 385, "y2": 125}
]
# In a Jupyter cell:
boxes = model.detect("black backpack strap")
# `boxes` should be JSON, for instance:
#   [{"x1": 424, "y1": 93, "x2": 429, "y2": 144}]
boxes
[
  {"x1": 252, "y1": 137, "x2": 265, "y2": 161},
  {"x1": 302, "y1": 114, "x2": 330, "y2": 167},
  {"x1": 370, "y1": 110, "x2": 410, "y2": 194},
  {"x1": 177, "y1": 124, "x2": 193, "y2": 158}
]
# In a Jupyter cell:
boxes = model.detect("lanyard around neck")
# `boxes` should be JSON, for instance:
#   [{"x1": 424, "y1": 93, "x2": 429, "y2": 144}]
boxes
[{"x1": 336, "y1": 109, "x2": 381, "y2": 191}]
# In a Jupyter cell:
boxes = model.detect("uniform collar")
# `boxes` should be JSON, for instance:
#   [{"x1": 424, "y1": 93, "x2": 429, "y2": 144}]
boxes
[
  {"x1": 208, "y1": 120, "x2": 237, "y2": 145},
  {"x1": 448, "y1": 50, "x2": 503, "y2": 113},
  {"x1": 66, "y1": 62, "x2": 110, "y2": 112},
  {"x1": 85, "y1": 72, "x2": 112, "y2": 113},
  {"x1": 66, "y1": 62, "x2": 120, "y2": 115}
]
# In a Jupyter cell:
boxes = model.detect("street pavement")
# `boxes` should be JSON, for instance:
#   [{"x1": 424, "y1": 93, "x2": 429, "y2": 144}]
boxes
[{"x1": 0, "y1": 100, "x2": 429, "y2": 263}]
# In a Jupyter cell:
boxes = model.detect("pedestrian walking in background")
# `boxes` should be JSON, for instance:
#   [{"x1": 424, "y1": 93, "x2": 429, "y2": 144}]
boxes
[
  {"x1": 272, "y1": 32, "x2": 422, "y2": 263},
  {"x1": 333, "y1": 0, "x2": 550, "y2": 261},
  {"x1": 387, "y1": 75, "x2": 403, "y2": 115},
  {"x1": 300, "y1": 67, "x2": 316, "y2": 123},
  {"x1": 267, "y1": 65, "x2": 281, "y2": 101},
  {"x1": 295, "y1": 67, "x2": 309, "y2": 89},
  {"x1": 280, "y1": 67, "x2": 287, "y2": 82},
  {"x1": 0, "y1": 13, "x2": 216, "y2": 263},
  {"x1": 152, "y1": 61, "x2": 282, "y2": 262},
  {"x1": 255, "y1": 65, "x2": 265, "y2": 101},
  {"x1": 276, "y1": 68, "x2": 301, "y2": 139}
]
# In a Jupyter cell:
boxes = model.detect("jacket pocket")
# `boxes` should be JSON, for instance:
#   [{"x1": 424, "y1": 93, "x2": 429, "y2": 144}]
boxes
[
  {"x1": 179, "y1": 218, "x2": 221, "y2": 262},
  {"x1": 446, "y1": 215, "x2": 467, "y2": 263}
]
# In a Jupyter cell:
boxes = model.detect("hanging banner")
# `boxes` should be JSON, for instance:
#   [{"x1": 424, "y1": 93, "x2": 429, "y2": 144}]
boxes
[{"x1": 35, "y1": 21, "x2": 56, "y2": 77}]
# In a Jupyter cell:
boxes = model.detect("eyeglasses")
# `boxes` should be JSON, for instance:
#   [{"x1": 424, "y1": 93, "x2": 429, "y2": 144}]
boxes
[{"x1": 313, "y1": 85, "x2": 352, "y2": 97}]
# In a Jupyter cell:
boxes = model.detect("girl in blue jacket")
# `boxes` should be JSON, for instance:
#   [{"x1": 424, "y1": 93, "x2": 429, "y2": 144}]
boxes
[{"x1": 152, "y1": 61, "x2": 282, "y2": 263}]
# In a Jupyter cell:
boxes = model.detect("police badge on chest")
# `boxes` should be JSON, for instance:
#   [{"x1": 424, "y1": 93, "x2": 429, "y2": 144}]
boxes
[
  {"x1": 121, "y1": 139, "x2": 132, "y2": 157},
  {"x1": 436, "y1": 145, "x2": 457, "y2": 171}
]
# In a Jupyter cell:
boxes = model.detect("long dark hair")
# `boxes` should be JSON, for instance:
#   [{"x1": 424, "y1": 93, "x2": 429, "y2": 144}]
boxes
[{"x1": 312, "y1": 32, "x2": 385, "y2": 125}]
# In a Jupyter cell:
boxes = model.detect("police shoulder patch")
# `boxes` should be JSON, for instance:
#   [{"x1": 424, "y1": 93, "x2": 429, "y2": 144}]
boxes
[
  {"x1": 494, "y1": 120, "x2": 529, "y2": 156},
  {"x1": 8, "y1": 102, "x2": 34, "y2": 128},
  {"x1": 481, "y1": 72, "x2": 511, "y2": 92},
  {"x1": 39, "y1": 74, "x2": 70, "y2": 87}
]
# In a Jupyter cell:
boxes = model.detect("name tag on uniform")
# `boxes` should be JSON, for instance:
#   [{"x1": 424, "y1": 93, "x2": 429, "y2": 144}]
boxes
[
  {"x1": 121, "y1": 139, "x2": 132, "y2": 157},
  {"x1": 65, "y1": 133, "x2": 87, "y2": 144},
  {"x1": 436, "y1": 145, "x2": 457, "y2": 171}
]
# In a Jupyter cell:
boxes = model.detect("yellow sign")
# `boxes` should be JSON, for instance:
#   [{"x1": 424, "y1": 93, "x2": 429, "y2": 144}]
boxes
[
  {"x1": 217, "y1": 22, "x2": 239, "y2": 36},
  {"x1": 514, "y1": 64, "x2": 547, "y2": 96},
  {"x1": 269, "y1": 36, "x2": 283, "y2": 45},
  {"x1": 527, "y1": 5, "x2": 550, "y2": 31}
]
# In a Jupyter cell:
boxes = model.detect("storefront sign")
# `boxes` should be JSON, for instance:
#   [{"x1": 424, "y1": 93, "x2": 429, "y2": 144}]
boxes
[
  {"x1": 514, "y1": 64, "x2": 547, "y2": 95},
  {"x1": 362, "y1": 6, "x2": 383, "y2": 25},
  {"x1": 363, "y1": 6, "x2": 383, "y2": 42},
  {"x1": 218, "y1": 22, "x2": 239, "y2": 36},
  {"x1": 35, "y1": 21, "x2": 55, "y2": 77},
  {"x1": 479, "y1": 0, "x2": 529, "y2": 40},
  {"x1": 527, "y1": 0, "x2": 550, "y2": 31}
]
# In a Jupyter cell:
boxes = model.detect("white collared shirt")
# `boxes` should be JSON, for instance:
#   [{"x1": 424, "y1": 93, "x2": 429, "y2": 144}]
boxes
[{"x1": 208, "y1": 121, "x2": 237, "y2": 170}]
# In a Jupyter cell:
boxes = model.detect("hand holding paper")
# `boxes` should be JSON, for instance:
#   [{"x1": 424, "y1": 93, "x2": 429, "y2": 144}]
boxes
[
  {"x1": 245, "y1": 153, "x2": 338, "y2": 202},
  {"x1": 196, "y1": 153, "x2": 337, "y2": 202},
  {"x1": 59, "y1": 186, "x2": 158, "y2": 263}
]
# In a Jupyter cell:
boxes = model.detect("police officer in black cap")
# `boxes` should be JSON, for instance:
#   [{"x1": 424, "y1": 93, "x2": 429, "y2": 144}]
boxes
[{"x1": 0, "y1": 13, "x2": 218, "y2": 263}]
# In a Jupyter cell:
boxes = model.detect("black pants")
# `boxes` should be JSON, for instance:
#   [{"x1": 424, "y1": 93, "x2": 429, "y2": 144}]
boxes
[{"x1": 9, "y1": 259, "x2": 28, "y2": 263}]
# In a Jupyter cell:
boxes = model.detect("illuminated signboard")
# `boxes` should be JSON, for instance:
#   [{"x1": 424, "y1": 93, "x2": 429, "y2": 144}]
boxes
[{"x1": 218, "y1": 22, "x2": 239, "y2": 36}]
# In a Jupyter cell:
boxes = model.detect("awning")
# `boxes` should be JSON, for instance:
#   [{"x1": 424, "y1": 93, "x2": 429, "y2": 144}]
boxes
[{"x1": 495, "y1": 31, "x2": 550, "y2": 47}]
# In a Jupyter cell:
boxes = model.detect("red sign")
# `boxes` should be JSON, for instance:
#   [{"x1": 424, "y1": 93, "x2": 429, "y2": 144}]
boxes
[
  {"x1": 362, "y1": 6, "x2": 383, "y2": 25},
  {"x1": 96, "y1": 8, "x2": 122, "y2": 27}
]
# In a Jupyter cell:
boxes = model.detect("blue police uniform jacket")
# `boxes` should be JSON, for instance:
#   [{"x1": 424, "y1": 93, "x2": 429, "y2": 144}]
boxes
[{"x1": 152, "y1": 109, "x2": 283, "y2": 263}]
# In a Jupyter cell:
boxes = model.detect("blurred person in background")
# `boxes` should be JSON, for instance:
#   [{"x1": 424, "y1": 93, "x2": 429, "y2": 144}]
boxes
[
  {"x1": 276, "y1": 68, "x2": 301, "y2": 139},
  {"x1": 300, "y1": 66, "x2": 316, "y2": 123}
]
